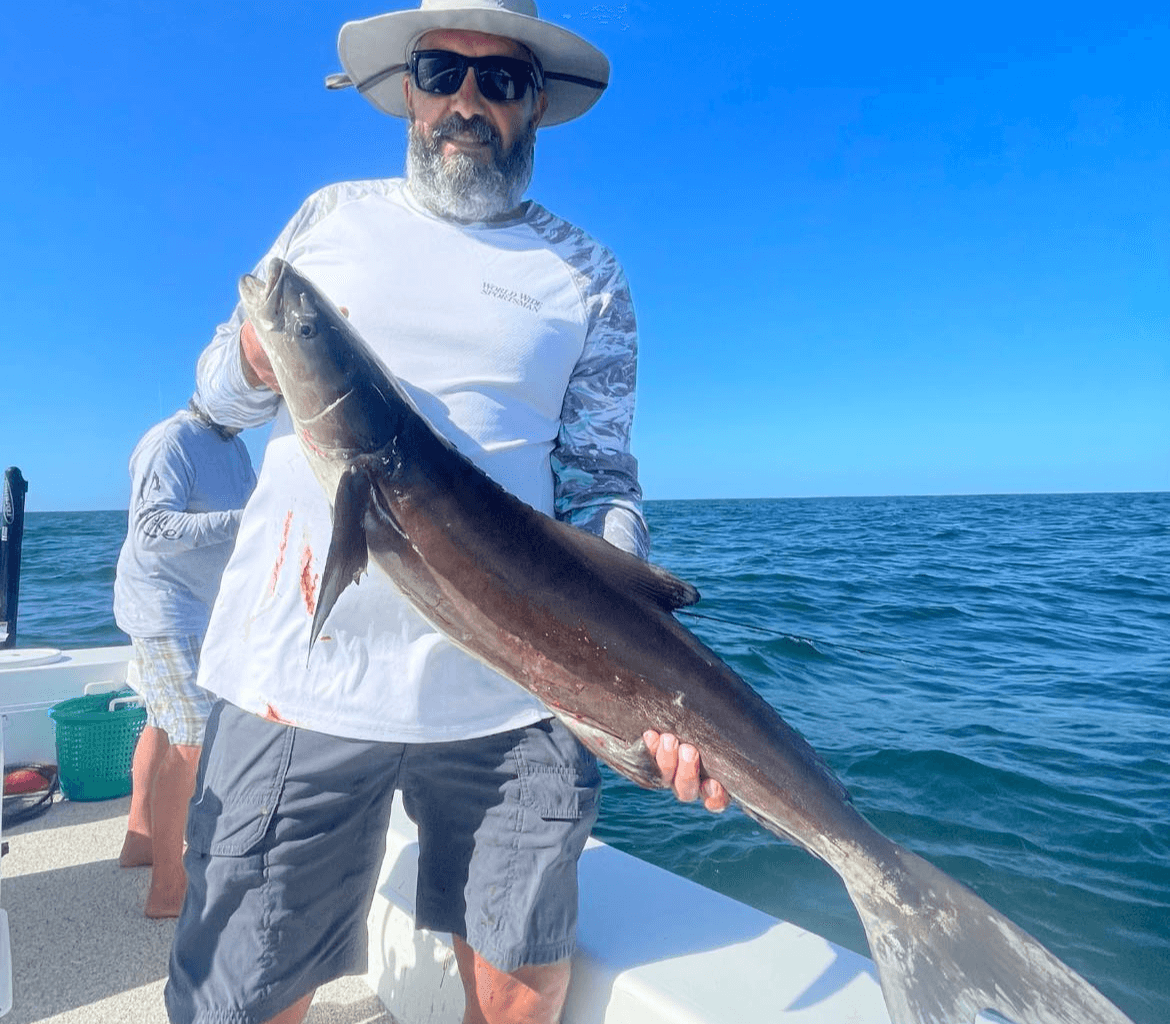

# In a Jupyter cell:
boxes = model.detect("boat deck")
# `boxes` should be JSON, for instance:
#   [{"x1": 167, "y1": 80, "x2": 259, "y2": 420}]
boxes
[{"x1": 1, "y1": 793, "x2": 394, "y2": 1024}]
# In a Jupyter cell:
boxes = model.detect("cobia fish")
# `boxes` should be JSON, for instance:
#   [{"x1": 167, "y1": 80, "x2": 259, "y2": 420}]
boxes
[{"x1": 239, "y1": 257, "x2": 1134, "y2": 1024}]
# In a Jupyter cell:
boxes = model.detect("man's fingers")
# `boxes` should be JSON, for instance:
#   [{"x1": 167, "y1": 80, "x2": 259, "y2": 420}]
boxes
[
  {"x1": 674, "y1": 743, "x2": 701, "y2": 802},
  {"x1": 702, "y1": 777, "x2": 730, "y2": 813},
  {"x1": 642, "y1": 730, "x2": 727, "y2": 810},
  {"x1": 645, "y1": 729, "x2": 678, "y2": 783},
  {"x1": 240, "y1": 320, "x2": 280, "y2": 393}
]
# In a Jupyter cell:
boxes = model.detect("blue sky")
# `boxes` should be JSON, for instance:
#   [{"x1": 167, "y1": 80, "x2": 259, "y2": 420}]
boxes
[{"x1": 3, "y1": 2, "x2": 1166, "y2": 511}]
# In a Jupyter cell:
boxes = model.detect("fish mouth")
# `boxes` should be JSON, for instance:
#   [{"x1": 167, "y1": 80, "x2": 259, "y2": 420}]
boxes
[
  {"x1": 238, "y1": 272, "x2": 266, "y2": 309},
  {"x1": 238, "y1": 258, "x2": 289, "y2": 329}
]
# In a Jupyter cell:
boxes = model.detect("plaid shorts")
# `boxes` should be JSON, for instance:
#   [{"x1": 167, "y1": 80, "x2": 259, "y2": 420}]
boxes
[
  {"x1": 166, "y1": 702, "x2": 601, "y2": 1024},
  {"x1": 127, "y1": 635, "x2": 214, "y2": 746}
]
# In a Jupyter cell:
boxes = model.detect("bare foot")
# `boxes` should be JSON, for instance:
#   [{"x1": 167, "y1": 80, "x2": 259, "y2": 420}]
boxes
[
  {"x1": 144, "y1": 874, "x2": 186, "y2": 918},
  {"x1": 119, "y1": 830, "x2": 153, "y2": 867}
]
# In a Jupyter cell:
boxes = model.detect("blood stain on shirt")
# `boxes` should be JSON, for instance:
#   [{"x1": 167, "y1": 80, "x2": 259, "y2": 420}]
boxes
[
  {"x1": 269, "y1": 511, "x2": 293, "y2": 595},
  {"x1": 300, "y1": 543, "x2": 319, "y2": 615},
  {"x1": 262, "y1": 703, "x2": 295, "y2": 725}
]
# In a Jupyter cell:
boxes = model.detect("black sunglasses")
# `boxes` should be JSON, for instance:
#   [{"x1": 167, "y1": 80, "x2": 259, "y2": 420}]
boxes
[{"x1": 410, "y1": 49, "x2": 545, "y2": 103}]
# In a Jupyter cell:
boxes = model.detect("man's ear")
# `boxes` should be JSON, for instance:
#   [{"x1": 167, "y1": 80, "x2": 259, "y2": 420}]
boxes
[
  {"x1": 402, "y1": 74, "x2": 414, "y2": 118},
  {"x1": 531, "y1": 89, "x2": 549, "y2": 130}
]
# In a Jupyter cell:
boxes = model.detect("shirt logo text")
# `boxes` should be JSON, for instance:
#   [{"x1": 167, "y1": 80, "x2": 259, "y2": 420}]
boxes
[{"x1": 483, "y1": 281, "x2": 543, "y2": 313}]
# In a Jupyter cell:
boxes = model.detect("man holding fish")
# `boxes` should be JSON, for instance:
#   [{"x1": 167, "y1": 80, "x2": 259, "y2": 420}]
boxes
[{"x1": 167, "y1": 3, "x2": 727, "y2": 1023}]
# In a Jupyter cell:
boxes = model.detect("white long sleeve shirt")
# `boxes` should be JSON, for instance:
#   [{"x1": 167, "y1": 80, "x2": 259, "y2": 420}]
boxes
[
  {"x1": 194, "y1": 178, "x2": 647, "y2": 742},
  {"x1": 113, "y1": 410, "x2": 256, "y2": 638}
]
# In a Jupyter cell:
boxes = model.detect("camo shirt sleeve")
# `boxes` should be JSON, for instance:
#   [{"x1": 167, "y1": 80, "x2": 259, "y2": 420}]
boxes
[
  {"x1": 195, "y1": 182, "x2": 388, "y2": 429},
  {"x1": 530, "y1": 207, "x2": 650, "y2": 560}
]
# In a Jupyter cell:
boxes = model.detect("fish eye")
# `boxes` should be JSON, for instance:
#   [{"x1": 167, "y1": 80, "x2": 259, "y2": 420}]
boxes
[{"x1": 298, "y1": 321, "x2": 315, "y2": 338}]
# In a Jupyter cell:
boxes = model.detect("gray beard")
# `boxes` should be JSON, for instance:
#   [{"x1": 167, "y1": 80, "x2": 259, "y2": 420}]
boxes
[{"x1": 406, "y1": 113, "x2": 536, "y2": 222}]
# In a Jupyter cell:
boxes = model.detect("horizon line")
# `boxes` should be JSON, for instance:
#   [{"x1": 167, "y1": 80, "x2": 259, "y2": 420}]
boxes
[{"x1": 22, "y1": 488, "x2": 1169, "y2": 515}]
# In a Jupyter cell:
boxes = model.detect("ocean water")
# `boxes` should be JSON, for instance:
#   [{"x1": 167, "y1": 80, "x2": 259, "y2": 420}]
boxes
[{"x1": 8, "y1": 493, "x2": 1170, "y2": 1023}]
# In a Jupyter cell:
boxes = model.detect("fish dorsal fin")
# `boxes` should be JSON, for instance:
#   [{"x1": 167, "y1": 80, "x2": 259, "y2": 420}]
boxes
[{"x1": 546, "y1": 516, "x2": 701, "y2": 612}]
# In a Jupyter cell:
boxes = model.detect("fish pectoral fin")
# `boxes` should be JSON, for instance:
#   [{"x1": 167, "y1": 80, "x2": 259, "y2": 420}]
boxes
[
  {"x1": 310, "y1": 464, "x2": 375, "y2": 655},
  {"x1": 346, "y1": 445, "x2": 414, "y2": 544}
]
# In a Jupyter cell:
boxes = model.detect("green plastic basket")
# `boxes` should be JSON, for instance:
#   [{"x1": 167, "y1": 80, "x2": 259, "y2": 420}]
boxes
[{"x1": 48, "y1": 688, "x2": 147, "y2": 801}]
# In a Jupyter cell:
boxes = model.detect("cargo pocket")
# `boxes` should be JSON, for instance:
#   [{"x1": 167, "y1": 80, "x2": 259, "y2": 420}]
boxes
[
  {"x1": 515, "y1": 719, "x2": 602, "y2": 823},
  {"x1": 186, "y1": 706, "x2": 294, "y2": 856}
]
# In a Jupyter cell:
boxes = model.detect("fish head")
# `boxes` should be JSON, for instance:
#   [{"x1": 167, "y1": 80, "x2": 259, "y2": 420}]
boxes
[
  {"x1": 238, "y1": 258, "x2": 425, "y2": 506},
  {"x1": 238, "y1": 258, "x2": 361, "y2": 425}
]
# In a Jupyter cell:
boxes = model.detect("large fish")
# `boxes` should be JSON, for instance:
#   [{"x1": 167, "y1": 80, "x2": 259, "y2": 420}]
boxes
[{"x1": 239, "y1": 257, "x2": 1134, "y2": 1024}]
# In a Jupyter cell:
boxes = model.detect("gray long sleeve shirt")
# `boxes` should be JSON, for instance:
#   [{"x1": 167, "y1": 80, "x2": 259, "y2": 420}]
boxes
[{"x1": 113, "y1": 410, "x2": 256, "y2": 637}]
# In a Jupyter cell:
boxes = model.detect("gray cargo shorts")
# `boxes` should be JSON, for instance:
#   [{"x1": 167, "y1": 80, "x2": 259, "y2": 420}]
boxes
[{"x1": 165, "y1": 700, "x2": 601, "y2": 1024}]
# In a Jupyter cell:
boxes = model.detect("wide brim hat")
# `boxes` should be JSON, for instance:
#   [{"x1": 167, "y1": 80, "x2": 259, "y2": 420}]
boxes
[{"x1": 327, "y1": 0, "x2": 610, "y2": 127}]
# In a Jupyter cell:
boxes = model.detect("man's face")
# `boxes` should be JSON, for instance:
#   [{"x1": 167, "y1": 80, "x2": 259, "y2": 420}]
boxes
[
  {"x1": 404, "y1": 29, "x2": 547, "y2": 164},
  {"x1": 403, "y1": 29, "x2": 548, "y2": 220}
]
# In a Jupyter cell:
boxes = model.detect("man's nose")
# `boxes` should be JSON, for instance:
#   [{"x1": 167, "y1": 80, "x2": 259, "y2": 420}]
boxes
[{"x1": 448, "y1": 66, "x2": 489, "y2": 117}]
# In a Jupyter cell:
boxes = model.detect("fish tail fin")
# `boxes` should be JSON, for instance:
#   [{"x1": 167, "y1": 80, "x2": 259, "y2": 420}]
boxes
[{"x1": 846, "y1": 843, "x2": 1133, "y2": 1024}]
